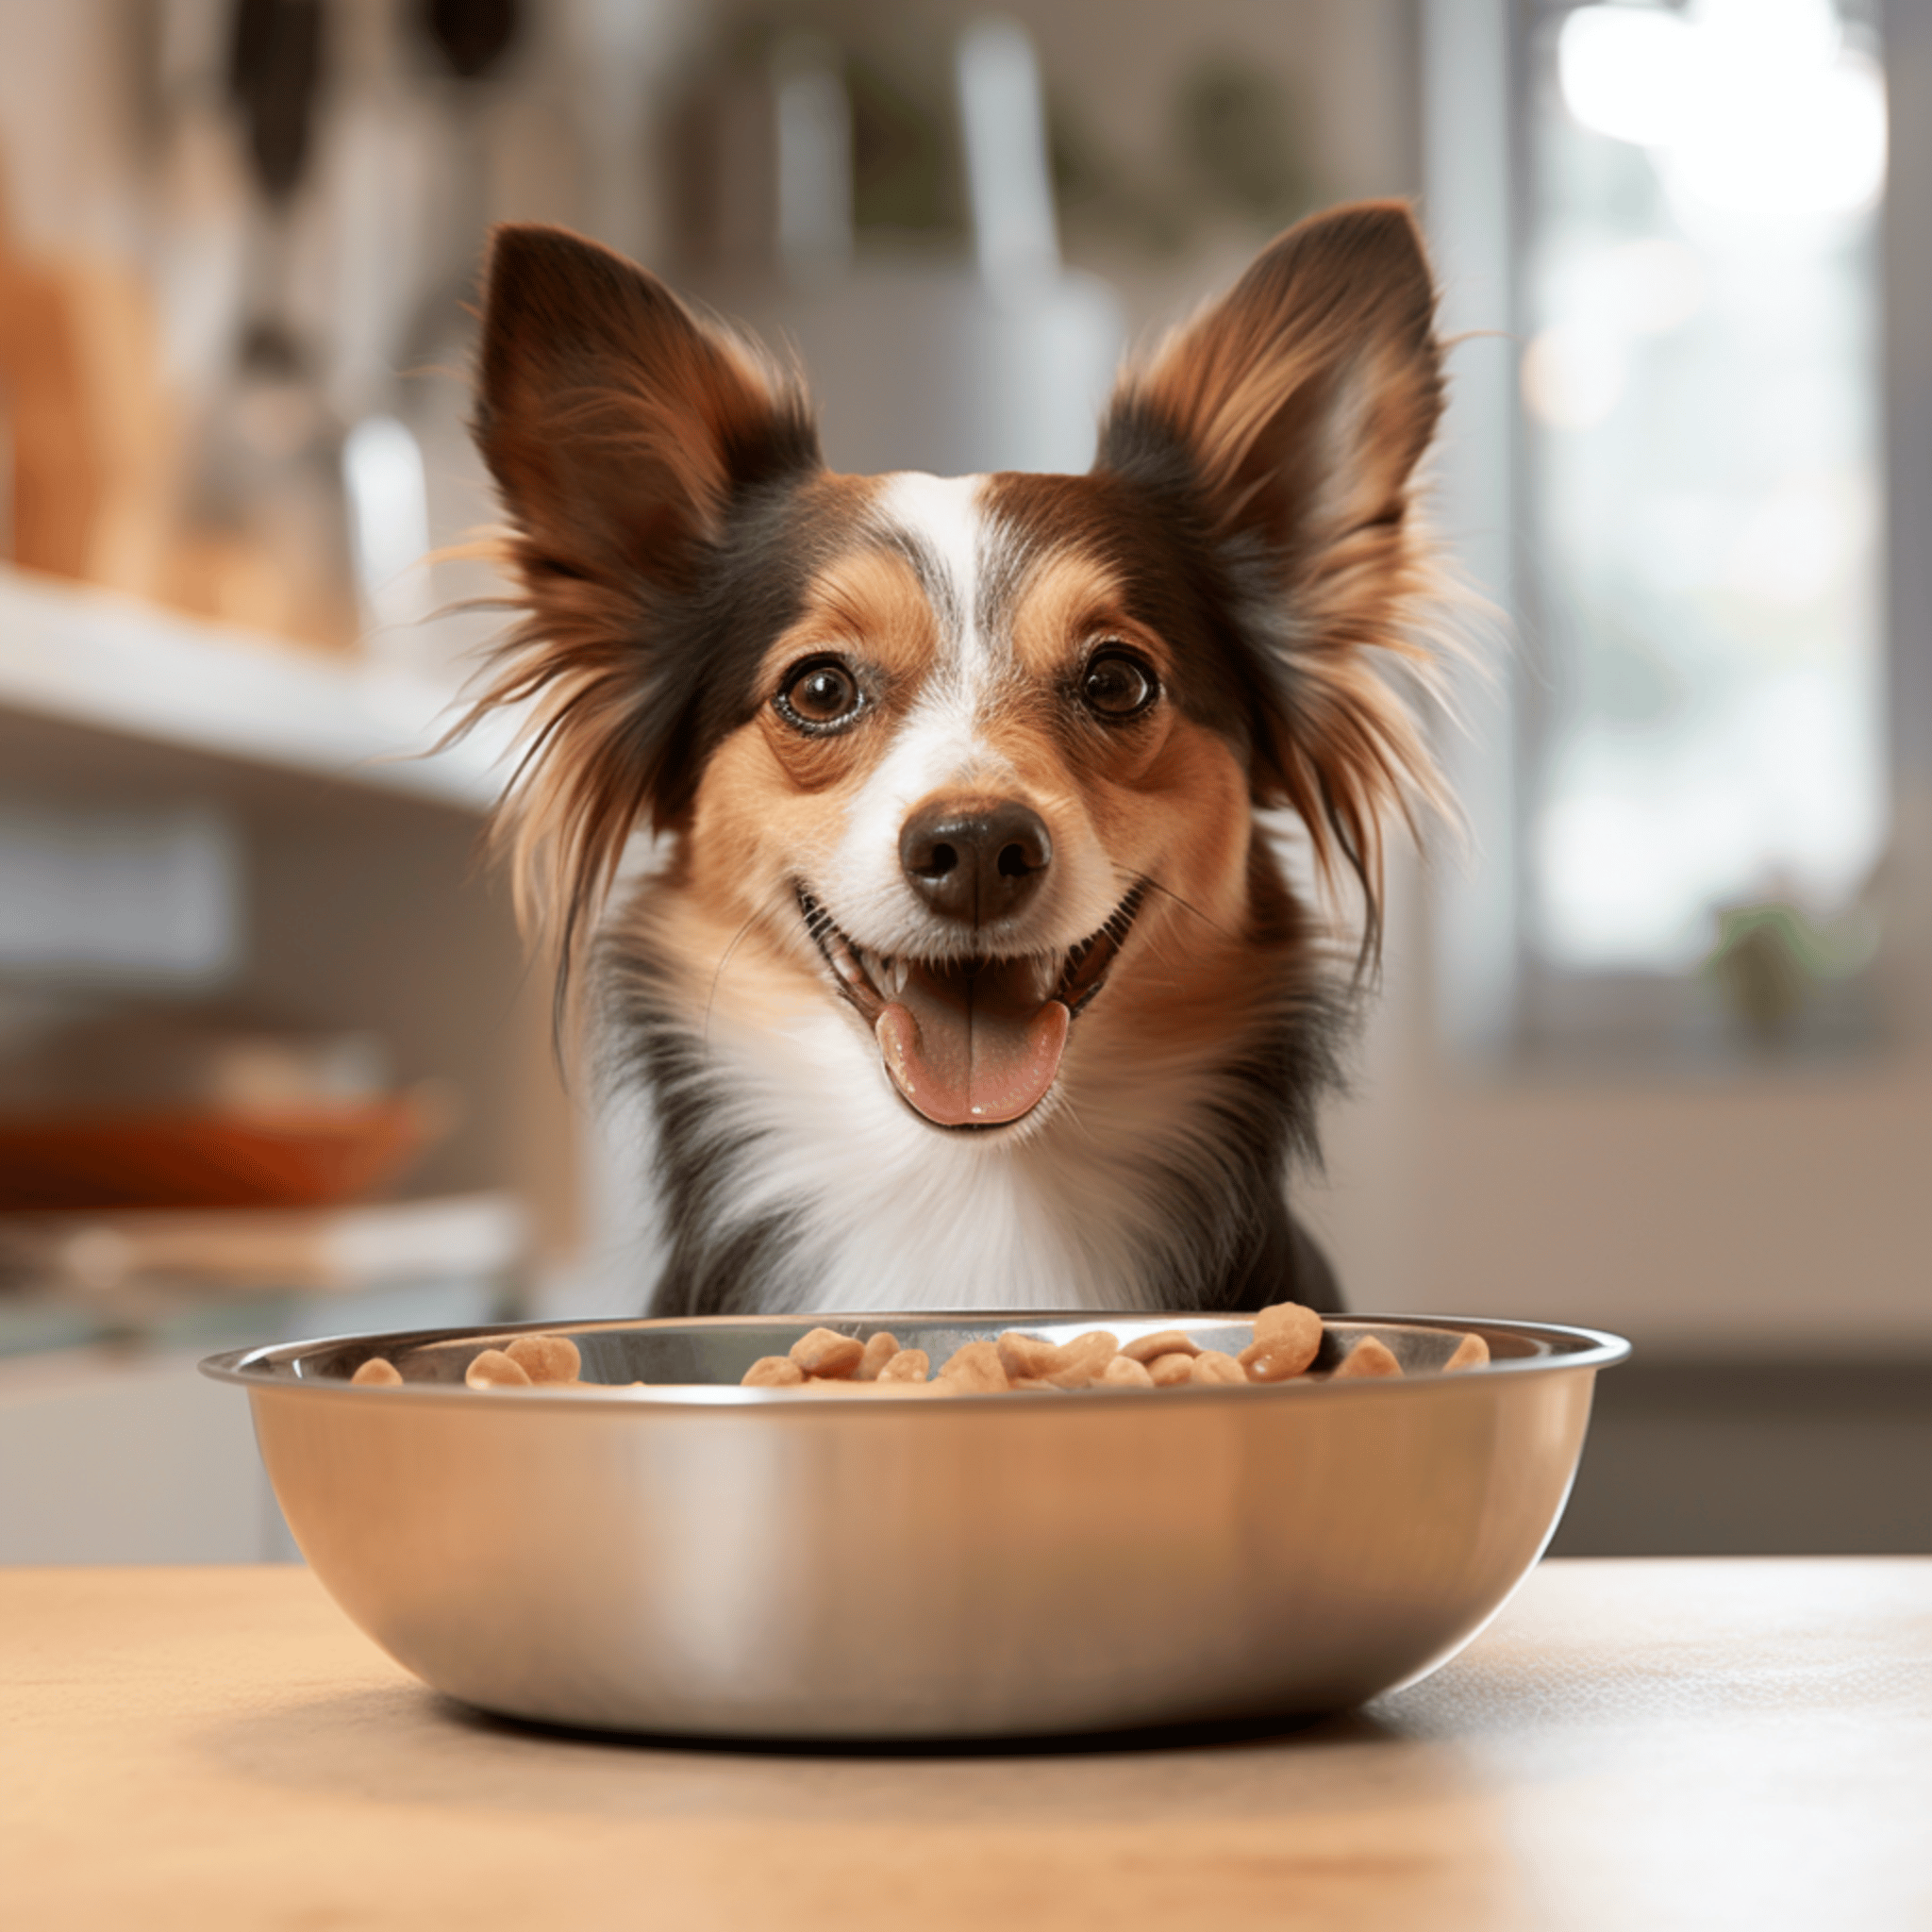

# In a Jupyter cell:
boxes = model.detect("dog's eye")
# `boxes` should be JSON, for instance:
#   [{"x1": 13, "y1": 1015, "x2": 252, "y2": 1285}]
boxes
[
  {"x1": 776, "y1": 658, "x2": 865, "y2": 732},
  {"x1": 1080, "y1": 647, "x2": 1159, "y2": 721}
]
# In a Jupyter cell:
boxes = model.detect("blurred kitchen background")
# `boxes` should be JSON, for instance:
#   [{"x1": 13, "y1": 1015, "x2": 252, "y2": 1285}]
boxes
[{"x1": 0, "y1": 0, "x2": 1925, "y2": 1563}]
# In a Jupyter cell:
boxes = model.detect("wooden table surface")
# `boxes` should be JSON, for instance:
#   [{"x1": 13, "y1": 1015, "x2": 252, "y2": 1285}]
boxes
[{"x1": 6, "y1": 1558, "x2": 1929, "y2": 1931}]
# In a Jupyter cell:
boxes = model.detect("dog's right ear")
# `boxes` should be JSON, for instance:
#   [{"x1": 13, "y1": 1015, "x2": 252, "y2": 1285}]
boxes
[
  {"x1": 475, "y1": 223, "x2": 816, "y2": 597},
  {"x1": 466, "y1": 225, "x2": 818, "y2": 968}
]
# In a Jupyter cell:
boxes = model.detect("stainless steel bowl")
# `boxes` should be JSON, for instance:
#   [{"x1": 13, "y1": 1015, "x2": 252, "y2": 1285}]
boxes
[{"x1": 202, "y1": 1313, "x2": 1628, "y2": 1740}]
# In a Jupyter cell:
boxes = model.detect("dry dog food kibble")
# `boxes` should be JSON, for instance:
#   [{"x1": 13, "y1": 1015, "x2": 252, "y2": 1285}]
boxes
[
  {"x1": 1248, "y1": 1302, "x2": 1323, "y2": 1375},
  {"x1": 465, "y1": 1348, "x2": 533, "y2": 1390},
  {"x1": 1121, "y1": 1329, "x2": 1201, "y2": 1365},
  {"x1": 1043, "y1": 1330, "x2": 1119, "y2": 1389},
  {"x1": 1190, "y1": 1350, "x2": 1247, "y2": 1387},
  {"x1": 1332, "y1": 1336, "x2": 1403, "y2": 1380},
  {"x1": 790, "y1": 1327, "x2": 866, "y2": 1379},
  {"x1": 1238, "y1": 1337, "x2": 1317, "y2": 1384},
  {"x1": 505, "y1": 1333, "x2": 582, "y2": 1386},
  {"x1": 996, "y1": 1331, "x2": 1061, "y2": 1380},
  {"x1": 857, "y1": 1332, "x2": 902, "y2": 1380},
  {"x1": 724, "y1": 1308, "x2": 1503, "y2": 1394},
  {"x1": 743, "y1": 1355, "x2": 808, "y2": 1387},
  {"x1": 374, "y1": 1312, "x2": 1491, "y2": 1398},
  {"x1": 939, "y1": 1340, "x2": 1009, "y2": 1393}
]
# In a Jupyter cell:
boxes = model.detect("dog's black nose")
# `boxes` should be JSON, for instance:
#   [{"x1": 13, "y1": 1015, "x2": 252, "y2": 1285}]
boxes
[{"x1": 900, "y1": 799, "x2": 1053, "y2": 925}]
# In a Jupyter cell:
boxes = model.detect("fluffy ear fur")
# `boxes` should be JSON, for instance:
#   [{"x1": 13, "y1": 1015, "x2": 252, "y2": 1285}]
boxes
[
  {"x1": 466, "y1": 223, "x2": 819, "y2": 965},
  {"x1": 1096, "y1": 200, "x2": 1447, "y2": 951}
]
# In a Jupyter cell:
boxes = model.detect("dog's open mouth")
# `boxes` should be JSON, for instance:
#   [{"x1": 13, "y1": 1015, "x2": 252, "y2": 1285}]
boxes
[{"x1": 797, "y1": 885, "x2": 1144, "y2": 1129}]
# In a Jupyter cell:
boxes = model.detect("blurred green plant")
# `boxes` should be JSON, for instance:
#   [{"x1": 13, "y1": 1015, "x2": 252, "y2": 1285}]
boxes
[{"x1": 1703, "y1": 898, "x2": 1879, "y2": 1045}]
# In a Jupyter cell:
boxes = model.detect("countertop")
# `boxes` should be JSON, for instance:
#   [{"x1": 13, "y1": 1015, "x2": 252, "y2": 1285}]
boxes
[{"x1": 5, "y1": 1558, "x2": 1928, "y2": 1930}]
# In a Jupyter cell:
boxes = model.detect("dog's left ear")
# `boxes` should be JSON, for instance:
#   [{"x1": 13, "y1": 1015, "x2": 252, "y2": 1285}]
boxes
[{"x1": 1097, "y1": 200, "x2": 1446, "y2": 941}]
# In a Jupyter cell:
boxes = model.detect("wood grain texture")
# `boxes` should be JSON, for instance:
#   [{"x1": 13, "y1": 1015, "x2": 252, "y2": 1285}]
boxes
[{"x1": 4, "y1": 1559, "x2": 1928, "y2": 1931}]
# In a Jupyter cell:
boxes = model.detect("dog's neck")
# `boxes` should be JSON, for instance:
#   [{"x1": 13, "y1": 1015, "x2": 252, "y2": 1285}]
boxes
[{"x1": 599, "y1": 891, "x2": 1341, "y2": 1318}]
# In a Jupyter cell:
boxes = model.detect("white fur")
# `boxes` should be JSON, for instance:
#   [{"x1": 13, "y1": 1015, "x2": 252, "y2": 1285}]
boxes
[
  {"x1": 820, "y1": 471, "x2": 1126, "y2": 961},
  {"x1": 824, "y1": 473, "x2": 1000, "y2": 947},
  {"x1": 625, "y1": 903, "x2": 1262, "y2": 1314}
]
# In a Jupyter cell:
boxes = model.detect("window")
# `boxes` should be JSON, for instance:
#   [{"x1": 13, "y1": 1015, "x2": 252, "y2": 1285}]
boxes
[{"x1": 1425, "y1": 0, "x2": 1890, "y2": 1054}]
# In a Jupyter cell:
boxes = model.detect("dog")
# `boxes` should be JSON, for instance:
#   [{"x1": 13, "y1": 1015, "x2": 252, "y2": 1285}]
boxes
[{"x1": 464, "y1": 199, "x2": 1448, "y2": 1318}]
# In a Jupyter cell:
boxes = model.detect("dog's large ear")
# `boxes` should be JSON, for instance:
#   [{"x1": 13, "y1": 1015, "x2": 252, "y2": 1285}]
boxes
[
  {"x1": 1096, "y1": 200, "x2": 1446, "y2": 949},
  {"x1": 466, "y1": 224, "x2": 819, "y2": 965}
]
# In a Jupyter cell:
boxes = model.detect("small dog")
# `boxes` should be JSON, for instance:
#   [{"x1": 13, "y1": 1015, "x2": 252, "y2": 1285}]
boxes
[{"x1": 466, "y1": 201, "x2": 1448, "y2": 1318}]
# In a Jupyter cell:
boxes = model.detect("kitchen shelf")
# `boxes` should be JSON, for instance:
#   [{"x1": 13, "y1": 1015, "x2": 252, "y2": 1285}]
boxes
[{"x1": 0, "y1": 564, "x2": 512, "y2": 810}]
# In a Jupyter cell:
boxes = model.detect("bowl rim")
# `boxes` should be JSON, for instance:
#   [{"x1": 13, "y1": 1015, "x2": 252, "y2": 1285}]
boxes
[{"x1": 200, "y1": 1311, "x2": 1632, "y2": 1411}]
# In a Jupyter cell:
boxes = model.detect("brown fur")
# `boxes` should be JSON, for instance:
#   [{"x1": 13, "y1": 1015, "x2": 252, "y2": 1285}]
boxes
[
  {"x1": 464, "y1": 225, "x2": 821, "y2": 978},
  {"x1": 1100, "y1": 199, "x2": 1448, "y2": 943},
  {"x1": 460, "y1": 203, "x2": 1452, "y2": 1316}
]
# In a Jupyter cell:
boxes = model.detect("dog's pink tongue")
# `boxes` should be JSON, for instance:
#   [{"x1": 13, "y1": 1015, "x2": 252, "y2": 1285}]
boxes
[{"x1": 875, "y1": 962, "x2": 1070, "y2": 1127}]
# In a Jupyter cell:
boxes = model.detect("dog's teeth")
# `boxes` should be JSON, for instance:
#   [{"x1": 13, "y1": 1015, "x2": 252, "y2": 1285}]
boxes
[{"x1": 831, "y1": 941, "x2": 866, "y2": 987}]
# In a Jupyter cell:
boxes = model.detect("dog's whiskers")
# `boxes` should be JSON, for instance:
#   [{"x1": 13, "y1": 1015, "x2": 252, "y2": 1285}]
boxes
[
  {"x1": 701, "y1": 887, "x2": 791, "y2": 1044},
  {"x1": 1117, "y1": 869, "x2": 1242, "y2": 948}
]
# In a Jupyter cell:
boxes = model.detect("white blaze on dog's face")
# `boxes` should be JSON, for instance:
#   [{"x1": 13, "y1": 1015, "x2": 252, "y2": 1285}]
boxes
[
  {"x1": 469, "y1": 205, "x2": 1446, "y2": 1140},
  {"x1": 680, "y1": 467, "x2": 1257, "y2": 1129}
]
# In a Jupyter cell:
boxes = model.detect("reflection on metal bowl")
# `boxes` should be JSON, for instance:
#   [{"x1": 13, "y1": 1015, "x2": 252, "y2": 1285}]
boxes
[{"x1": 202, "y1": 1313, "x2": 1629, "y2": 1740}]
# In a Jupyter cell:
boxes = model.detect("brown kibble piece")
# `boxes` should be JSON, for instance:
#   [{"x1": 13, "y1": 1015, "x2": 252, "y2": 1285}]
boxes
[
  {"x1": 742, "y1": 1355, "x2": 807, "y2": 1387},
  {"x1": 351, "y1": 1357, "x2": 402, "y2": 1387},
  {"x1": 877, "y1": 1347, "x2": 930, "y2": 1383},
  {"x1": 1191, "y1": 1350, "x2": 1245, "y2": 1386},
  {"x1": 1239, "y1": 1338, "x2": 1317, "y2": 1384},
  {"x1": 505, "y1": 1333, "x2": 582, "y2": 1385},
  {"x1": 938, "y1": 1340, "x2": 1010, "y2": 1392},
  {"x1": 1147, "y1": 1351, "x2": 1195, "y2": 1387},
  {"x1": 1253, "y1": 1302, "x2": 1324, "y2": 1372},
  {"x1": 1334, "y1": 1336, "x2": 1404, "y2": 1380},
  {"x1": 1443, "y1": 1332, "x2": 1491, "y2": 1373},
  {"x1": 1044, "y1": 1330, "x2": 1119, "y2": 1389},
  {"x1": 996, "y1": 1331, "x2": 1060, "y2": 1379},
  {"x1": 790, "y1": 1327, "x2": 865, "y2": 1379},
  {"x1": 465, "y1": 1348, "x2": 532, "y2": 1390},
  {"x1": 856, "y1": 1332, "x2": 901, "y2": 1381},
  {"x1": 1122, "y1": 1328, "x2": 1200, "y2": 1364},
  {"x1": 1100, "y1": 1354, "x2": 1155, "y2": 1389},
  {"x1": 1009, "y1": 1376, "x2": 1058, "y2": 1392}
]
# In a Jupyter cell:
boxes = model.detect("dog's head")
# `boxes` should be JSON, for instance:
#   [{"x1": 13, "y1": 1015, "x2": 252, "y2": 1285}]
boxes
[{"x1": 470, "y1": 204, "x2": 1445, "y2": 1132}]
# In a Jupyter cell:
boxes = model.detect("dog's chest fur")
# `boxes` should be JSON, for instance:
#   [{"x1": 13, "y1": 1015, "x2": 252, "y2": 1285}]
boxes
[{"x1": 603, "y1": 908, "x2": 1341, "y2": 1317}]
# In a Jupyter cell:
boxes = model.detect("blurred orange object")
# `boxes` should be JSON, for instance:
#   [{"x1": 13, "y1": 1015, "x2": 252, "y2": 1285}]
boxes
[
  {"x1": 0, "y1": 163, "x2": 100, "y2": 578},
  {"x1": 0, "y1": 1097, "x2": 437, "y2": 1212}
]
